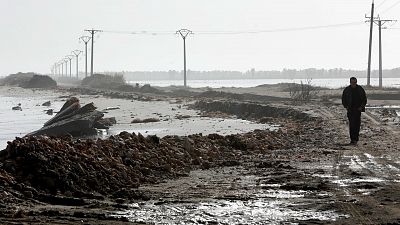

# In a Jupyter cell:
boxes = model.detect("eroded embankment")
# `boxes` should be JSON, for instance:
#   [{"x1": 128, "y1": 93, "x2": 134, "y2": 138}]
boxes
[
  {"x1": 0, "y1": 101, "x2": 316, "y2": 211},
  {"x1": 192, "y1": 100, "x2": 313, "y2": 122}
]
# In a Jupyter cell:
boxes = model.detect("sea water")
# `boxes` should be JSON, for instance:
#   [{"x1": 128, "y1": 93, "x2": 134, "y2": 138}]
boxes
[
  {"x1": 128, "y1": 77, "x2": 400, "y2": 89},
  {"x1": 0, "y1": 86, "x2": 274, "y2": 150}
]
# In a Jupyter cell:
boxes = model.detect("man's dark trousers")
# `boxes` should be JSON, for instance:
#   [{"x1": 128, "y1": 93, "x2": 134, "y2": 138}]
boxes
[{"x1": 347, "y1": 109, "x2": 361, "y2": 142}]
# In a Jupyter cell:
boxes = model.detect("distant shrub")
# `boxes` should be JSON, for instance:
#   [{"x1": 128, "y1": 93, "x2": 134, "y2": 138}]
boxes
[
  {"x1": 288, "y1": 79, "x2": 319, "y2": 104},
  {"x1": 81, "y1": 73, "x2": 126, "y2": 89}
]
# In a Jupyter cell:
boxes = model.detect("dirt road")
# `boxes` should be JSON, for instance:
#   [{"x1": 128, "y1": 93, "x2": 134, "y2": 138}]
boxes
[{"x1": 112, "y1": 103, "x2": 400, "y2": 224}]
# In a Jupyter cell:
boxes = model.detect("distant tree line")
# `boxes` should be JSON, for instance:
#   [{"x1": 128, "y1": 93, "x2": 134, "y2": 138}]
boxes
[{"x1": 118, "y1": 68, "x2": 400, "y2": 81}]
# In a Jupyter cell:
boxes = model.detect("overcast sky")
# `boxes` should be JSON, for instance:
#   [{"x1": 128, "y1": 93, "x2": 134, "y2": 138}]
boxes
[{"x1": 1, "y1": 0, "x2": 400, "y2": 75}]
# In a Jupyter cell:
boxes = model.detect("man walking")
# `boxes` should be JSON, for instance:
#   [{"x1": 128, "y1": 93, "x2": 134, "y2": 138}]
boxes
[{"x1": 342, "y1": 77, "x2": 367, "y2": 145}]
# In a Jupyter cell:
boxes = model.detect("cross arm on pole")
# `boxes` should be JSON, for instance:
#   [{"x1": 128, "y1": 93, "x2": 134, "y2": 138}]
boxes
[
  {"x1": 176, "y1": 29, "x2": 193, "y2": 39},
  {"x1": 79, "y1": 35, "x2": 91, "y2": 43},
  {"x1": 72, "y1": 50, "x2": 83, "y2": 56}
]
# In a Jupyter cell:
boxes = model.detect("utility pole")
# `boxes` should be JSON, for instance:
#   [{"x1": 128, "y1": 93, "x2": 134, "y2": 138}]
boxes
[
  {"x1": 64, "y1": 59, "x2": 68, "y2": 77},
  {"x1": 79, "y1": 36, "x2": 91, "y2": 78},
  {"x1": 60, "y1": 61, "x2": 64, "y2": 77},
  {"x1": 365, "y1": 1, "x2": 375, "y2": 87},
  {"x1": 373, "y1": 17, "x2": 396, "y2": 88},
  {"x1": 60, "y1": 61, "x2": 63, "y2": 76},
  {"x1": 72, "y1": 50, "x2": 83, "y2": 78},
  {"x1": 66, "y1": 56, "x2": 73, "y2": 77},
  {"x1": 176, "y1": 29, "x2": 192, "y2": 88},
  {"x1": 84, "y1": 29, "x2": 102, "y2": 77}
]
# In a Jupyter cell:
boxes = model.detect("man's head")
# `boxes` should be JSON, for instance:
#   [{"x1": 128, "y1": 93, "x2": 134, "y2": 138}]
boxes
[{"x1": 350, "y1": 77, "x2": 357, "y2": 88}]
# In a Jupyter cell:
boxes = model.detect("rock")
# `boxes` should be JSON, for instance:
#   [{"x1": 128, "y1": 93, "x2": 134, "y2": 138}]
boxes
[
  {"x1": 131, "y1": 118, "x2": 160, "y2": 123},
  {"x1": 13, "y1": 209, "x2": 25, "y2": 218},
  {"x1": 104, "y1": 107, "x2": 120, "y2": 111},
  {"x1": 11, "y1": 103, "x2": 22, "y2": 111},
  {"x1": 42, "y1": 101, "x2": 51, "y2": 106},
  {"x1": 45, "y1": 109, "x2": 53, "y2": 115},
  {"x1": 94, "y1": 117, "x2": 117, "y2": 129},
  {"x1": 148, "y1": 135, "x2": 160, "y2": 145}
]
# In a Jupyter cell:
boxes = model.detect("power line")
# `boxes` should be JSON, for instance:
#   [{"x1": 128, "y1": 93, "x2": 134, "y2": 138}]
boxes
[
  {"x1": 100, "y1": 22, "x2": 364, "y2": 37},
  {"x1": 380, "y1": 0, "x2": 400, "y2": 14},
  {"x1": 194, "y1": 22, "x2": 364, "y2": 35},
  {"x1": 102, "y1": 30, "x2": 175, "y2": 35},
  {"x1": 376, "y1": 0, "x2": 390, "y2": 9}
]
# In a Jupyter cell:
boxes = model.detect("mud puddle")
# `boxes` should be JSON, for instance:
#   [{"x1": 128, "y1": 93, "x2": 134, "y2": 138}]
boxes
[
  {"x1": 332, "y1": 152, "x2": 400, "y2": 197},
  {"x1": 113, "y1": 199, "x2": 343, "y2": 225},
  {"x1": 113, "y1": 166, "x2": 347, "y2": 224}
]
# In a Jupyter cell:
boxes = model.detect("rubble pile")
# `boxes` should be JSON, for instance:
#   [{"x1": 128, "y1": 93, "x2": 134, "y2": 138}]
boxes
[
  {"x1": 0, "y1": 128, "x2": 294, "y2": 201},
  {"x1": 29, "y1": 97, "x2": 115, "y2": 137}
]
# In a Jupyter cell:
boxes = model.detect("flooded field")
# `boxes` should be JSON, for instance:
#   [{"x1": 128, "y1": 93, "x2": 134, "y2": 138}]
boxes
[{"x1": 0, "y1": 87, "x2": 273, "y2": 150}]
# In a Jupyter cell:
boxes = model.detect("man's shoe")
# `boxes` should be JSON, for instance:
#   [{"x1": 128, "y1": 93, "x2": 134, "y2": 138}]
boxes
[{"x1": 350, "y1": 141, "x2": 358, "y2": 146}]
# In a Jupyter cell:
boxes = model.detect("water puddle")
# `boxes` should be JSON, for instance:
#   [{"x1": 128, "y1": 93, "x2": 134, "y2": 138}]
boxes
[
  {"x1": 110, "y1": 166, "x2": 348, "y2": 224},
  {"x1": 113, "y1": 199, "x2": 346, "y2": 225},
  {"x1": 332, "y1": 177, "x2": 385, "y2": 187}
]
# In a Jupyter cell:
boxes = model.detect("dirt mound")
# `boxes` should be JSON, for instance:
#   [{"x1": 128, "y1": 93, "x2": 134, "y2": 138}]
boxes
[
  {"x1": 193, "y1": 100, "x2": 314, "y2": 121},
  {"x1": 24, "y1": 75, "x2": 57, "y2": 88},
  {"x1": 0, "y1": 72, "x2": 34, "y2": 86},
  {"x1": 139, "y1": 84, "x2": 163, "y2": 94},
  {"x1": 81, "y1": 74, "x2": 126, "y2": 89},
  {"x1": 0, "y1": 73, "x2": 57, "y2": 88},
  {"x1": 198, "y1": 90, "x2": 289, "y2": 102},
  {"x1": 169, "y1": 88, "x2": 198, "y2": 97},
  {"x1": 0, "y1": 129, "x2": 290, "y2": 200}
]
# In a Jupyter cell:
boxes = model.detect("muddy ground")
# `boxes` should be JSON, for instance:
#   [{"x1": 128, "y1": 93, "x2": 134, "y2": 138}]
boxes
[{"x1": 0, "y1": 84, "x2": 400, "y2": 224}]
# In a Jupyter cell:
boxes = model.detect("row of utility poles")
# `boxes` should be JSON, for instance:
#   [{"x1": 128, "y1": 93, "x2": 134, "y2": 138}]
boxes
[
  {"x1": 366, "y1": 1, "x2": 396, "y2": 88},
  {"x1": 53, "y1": 51, "x2": 81, "y2": 78},
  {"x1": 50, "y1": 3, "x2": 396, "y2": 88},
  {"x1": 51, "y1": 28, "x2": 193, "y2": 87},
  {"x1": 52, "y1": 29, "x2": 102, "y2": 79}
]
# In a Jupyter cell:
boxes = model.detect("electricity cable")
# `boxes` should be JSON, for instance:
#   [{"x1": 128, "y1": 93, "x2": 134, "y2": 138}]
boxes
[
  {"x1": 101, "y1": 21, "x2": 364, "y2": 36},
  {"x1": 380, "y1": 0, "x2": 400, "y2": 14}
]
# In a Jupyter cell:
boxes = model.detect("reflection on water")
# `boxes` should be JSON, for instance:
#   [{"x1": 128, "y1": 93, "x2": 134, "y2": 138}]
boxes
[{"x1": 113, "y1": 198, "x2": 346, "y2": 225}]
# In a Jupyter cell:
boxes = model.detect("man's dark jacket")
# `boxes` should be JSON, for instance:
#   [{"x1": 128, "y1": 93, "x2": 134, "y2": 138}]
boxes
[{"x1": 342, "y1": 85, "x2": 367, "y2": 112}]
